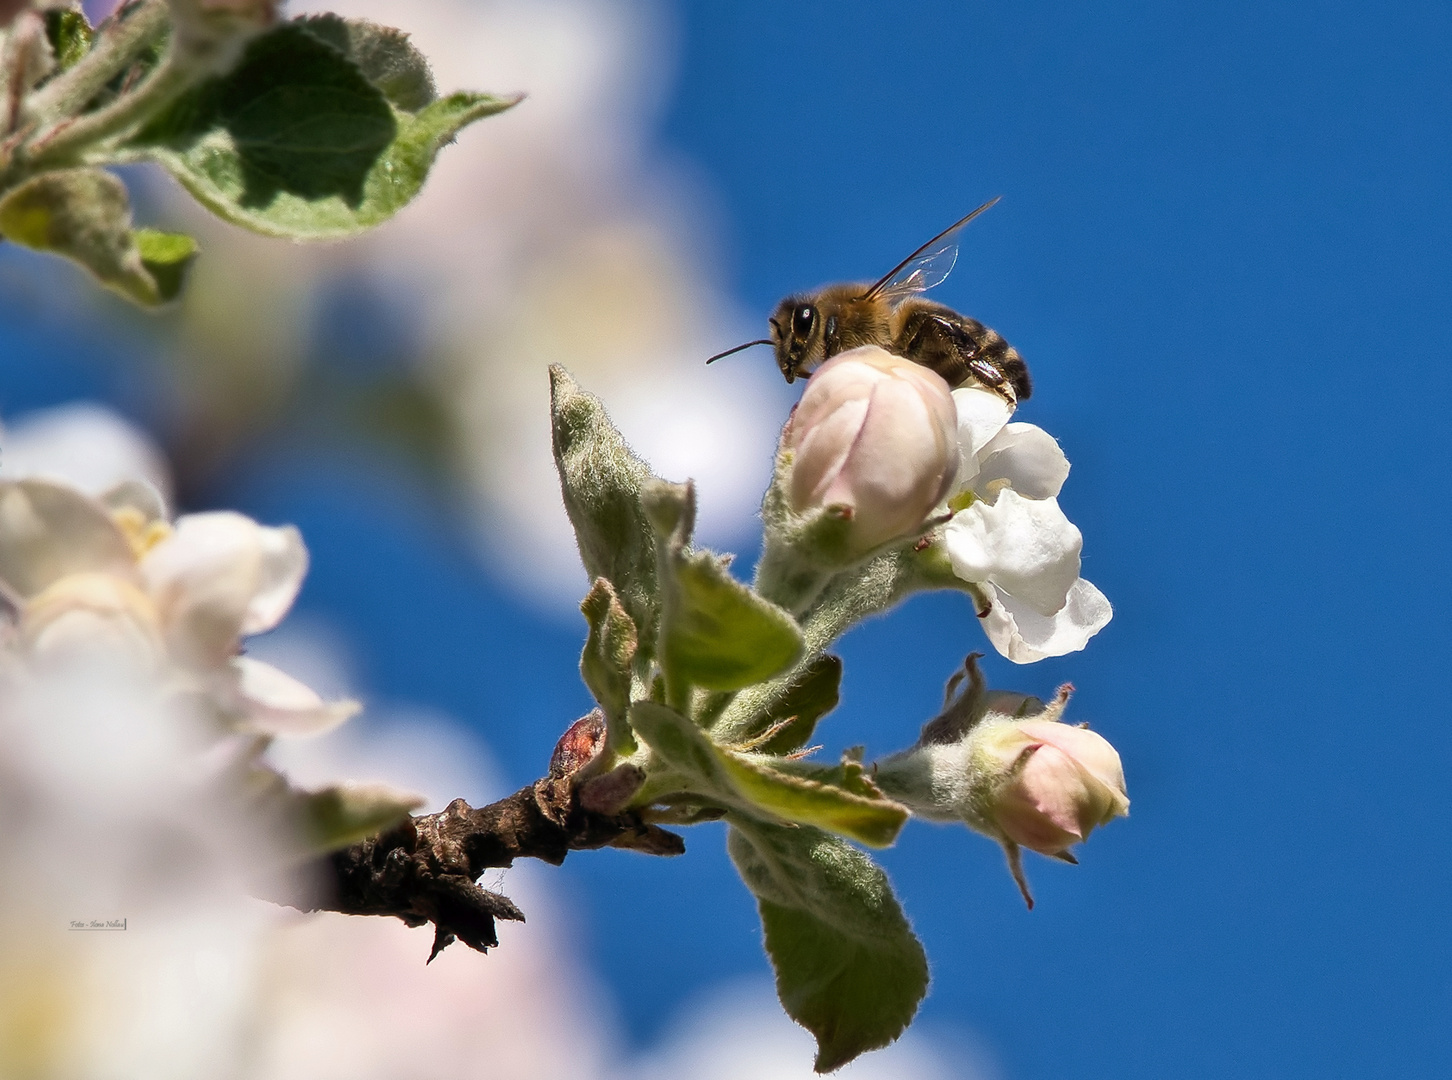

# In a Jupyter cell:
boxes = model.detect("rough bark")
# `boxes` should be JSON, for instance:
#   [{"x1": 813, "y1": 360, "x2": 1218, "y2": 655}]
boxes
[{"x1": 296, "y1": 711, "x2": 683, "y2": 960}]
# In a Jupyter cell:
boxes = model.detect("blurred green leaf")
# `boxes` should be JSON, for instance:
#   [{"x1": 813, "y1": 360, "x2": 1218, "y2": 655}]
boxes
[
  {"x1": 729, "y1": 819, "x2": 928, "y2": 1073},
  {"x1": 0, "y1": 168, "x2": 178, "y2": 306},
  {"x1": 298, "y1": 782, "x2": 424, "y2": 853},
  {"x1": 121, "y1": 22, "x2": 517, "y2": 239},
  {"x1": 44, "y1": 8, "x2": 94, "y2": 70},
  {"x1": 295, "y1": 14, "x2": 436, "y2": 110},
  {"x1": 550, "y1": 366, "x2": 660, "y2": 664},
  {"x1": 134, "y1": 227, "x2": 197, "y2": 301}
]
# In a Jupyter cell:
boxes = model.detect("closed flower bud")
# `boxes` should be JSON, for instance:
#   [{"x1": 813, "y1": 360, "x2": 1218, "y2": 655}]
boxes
[
  {"x1": 875, "y1": 656, "x2": 1128, "y2": 908},
  {"x1": 975, "y1": 719, "x2": 1128, "y2": 858},
  {"x1": 783, "y1": 346, "x2": 958, "y2": 554}
]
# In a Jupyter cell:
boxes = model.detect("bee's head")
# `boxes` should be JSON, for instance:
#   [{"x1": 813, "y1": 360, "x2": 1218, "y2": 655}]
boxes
[{"x1": 769, "y1": 297, "x2": 823, "y2": 383}]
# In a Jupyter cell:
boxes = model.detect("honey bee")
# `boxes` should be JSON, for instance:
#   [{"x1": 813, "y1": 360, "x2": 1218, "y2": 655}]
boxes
[{"x1": 707, "y1": 198, "x2": 1030, "y2": 404}]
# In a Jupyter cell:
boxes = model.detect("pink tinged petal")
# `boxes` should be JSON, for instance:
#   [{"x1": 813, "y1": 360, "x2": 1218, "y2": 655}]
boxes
[
  {"x1": 974, "y1": 423, "x2": 1071, "y2": 500},
  {"x1": 995, "y1": 743, "x2": 1091, "y2": 854},
  {"x1": 1017, "y1": 721, "x2": 1130, "y2": 821},
  {"x1": 979, "y1": 578, "x2": 1114, "y2": 664},
  {"x1": 0, "y1": 479, "x2": 135, "y2": 599},
  {"x1": 790, "y1": 395, "x2": 869, "y2": 509},
  {"x1": 221, "y1": 657, "x2": 360, "y2": 736},
  {"x1": 789, "y1": 347, "x2": 958, "y2": 550},
  {"x1": 140, "y1": 512, "x2": 307, "y2": 665},
  {"x1": 945, "y1": 489, "x2": 1083, "y2": 615}
]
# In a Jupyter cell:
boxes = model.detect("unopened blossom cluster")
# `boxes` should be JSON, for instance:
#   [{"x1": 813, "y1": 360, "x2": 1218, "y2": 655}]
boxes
[{"x1": 775, "y1": 345, "x2": 1124, "y2": 897}]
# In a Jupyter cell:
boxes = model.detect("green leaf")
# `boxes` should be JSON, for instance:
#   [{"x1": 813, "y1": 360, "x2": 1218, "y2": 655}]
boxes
[
  {"x1": 121, "y1": 22, "x2": 518, "y2": 239},
  {"x1": 580, "y1": 578, "x2": 639, "y2": 755},
  {"x1": 0, "y1": 168, "x2": 178, "y2": 306},
  {"x1": 642, "y1": 479, "x2": 804, "y2": 695},
  {"x1": 45, "y1": 8, "x2": 94, "y2": 71},
  {"x1": 630, "y1": 702, "x2": 906, "y2": 847},
  {"x1": 663, "y1": 549, "x2": 804, "y2": 692},
  {"x1": 729, "y1": 819, "x2": 929, "y2": 1072},
  {"x1": 298, "y1": 782, "x2": 425, "y2": 853},
  {"x1": 295, "y1": 15, "x2": 437, "y2": 111},
  {"x1": 550, "y1": 365, "x2": 659, "y2": 663},
  {"x1": 629, "y1": 701, "x2": 740, "y2": 806},
  {"x1": 729, "y1": 653, "x2": 842, "y2": 754},
  {"x1": 134, "y1": 228, "x2": 197, "y2": 302},
  {"x1": 721, "y1": 752, "x2": 907, "y2": 848}
]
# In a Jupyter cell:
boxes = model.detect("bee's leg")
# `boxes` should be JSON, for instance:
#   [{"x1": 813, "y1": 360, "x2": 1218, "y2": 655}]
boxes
[{"x1": 895, "y1": 310, "x2": 1019, "y2": 405}]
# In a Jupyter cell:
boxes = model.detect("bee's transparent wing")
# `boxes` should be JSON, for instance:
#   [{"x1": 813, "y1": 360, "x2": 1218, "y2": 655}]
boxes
[
  {"x1": 860, "y1": 197, "x2": 999, "y2": 302},
  {"x1": 872, "y1": 241, "x2": 961, "y2": 302}
]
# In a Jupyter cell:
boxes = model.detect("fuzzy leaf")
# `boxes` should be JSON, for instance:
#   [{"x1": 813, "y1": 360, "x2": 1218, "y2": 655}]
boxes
[
  {"x1": 0, "y1": 169, "x2": 176, "y2": 306},
  {"x1": 298, "y1": 782, "x2": 424, "y2": 853},
  {"x1": 729, "y1": 819, "x2": 928, "y2": 1072},
  {"x1": 580, "y1": 578, "x2": 639, "y2": 755},
  {"x1": 550, "y1": 366, "x2": 659, "y2": 661},
  {"x1": 664, "y1": 550, "x2": 803, "y2": 692},
  {"x1": 732, "y1": 653, "x2": 842, "y2": 754},
  {"x1": 121, "y1": 22, "x2": 517, "y2": 239},
  {"x1": 725, "y1": 751, "x2": 906, "y2": 847},
  {"x1": 44, "y1": 8, "x2": 93, "y2": 70},
  {"x1": 644, "y1": 479, "x2": 803, "y2": 694},
  {"x1": 295, "y1": 14, "x2": 437, "y2": 110},
  {"x1": 630, "y1": 702, "x2": 905, "y2": 847}
]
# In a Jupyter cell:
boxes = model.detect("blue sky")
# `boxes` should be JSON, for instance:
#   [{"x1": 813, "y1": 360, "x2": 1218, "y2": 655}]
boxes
[{"x1": 3, "y1": 2, "x2": 1451, "y2": 1077}]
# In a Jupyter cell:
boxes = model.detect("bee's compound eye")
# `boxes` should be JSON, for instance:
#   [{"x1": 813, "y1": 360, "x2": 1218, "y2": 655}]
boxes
[{"x1": 793, "y1": 305, "x2": 815, "y2": 336}]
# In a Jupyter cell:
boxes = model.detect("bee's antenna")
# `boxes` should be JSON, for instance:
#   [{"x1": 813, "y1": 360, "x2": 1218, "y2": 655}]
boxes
[
  {"x1": 706, "y1": 339, "x2": 773, "y2": 365},
  {"x1": 860, "y1": 196, "x2": 1002, "y2": 301}
]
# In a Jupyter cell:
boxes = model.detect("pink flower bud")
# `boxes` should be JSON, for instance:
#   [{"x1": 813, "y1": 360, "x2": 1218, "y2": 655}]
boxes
[
  {"x1": 783, "y1": 346, "x2": 958, "y2": 553},
  {"x1": 979, "y1": 720, "x2": 1129, "y2": 857}
]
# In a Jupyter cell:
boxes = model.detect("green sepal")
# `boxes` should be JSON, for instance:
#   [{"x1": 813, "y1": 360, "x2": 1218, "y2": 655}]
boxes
[
  {"x1": 134, "y1": 228, "x2": 198, "y2": 301},
  {"x1": 0, "y1": 168, "x2": 182, "y2": 306},
  {"x1": 550, "y1": 366, "x2": 659, "y2": 665},
  {"x1": 45, "y1": 8, "x2": 94, "y2": 71},
  {"x1": 120, "y1": 21, "x2": 518, "y2": 240},
  {"x1": 728, "y1": 818, "x2": 929, "y2": 1072},
  {"x1": 296, "y1": 781, "x2": 425, "y2": 853},
  {"x1": 723, "y1": 653, "x2": 842, "y2": 753},
  {"x1": 644, "y1": 478, "x2": 803, "y2": 696},
  {"x1": 580, "y1": 578, "x2": 639, "y2": 756},
  {"x1": 630, "y1": 702, "x2": 906, "y2": 848}
]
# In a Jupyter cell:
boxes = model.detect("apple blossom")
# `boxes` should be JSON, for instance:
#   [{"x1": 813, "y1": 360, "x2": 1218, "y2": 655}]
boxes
[
  {"x1": 783, "y1": 345, "x2": 959, "y2": 555},
  {"x1": 876, "y1": 656, "x2": 1128, "y2": 908},
  {"x1": 943, "y1": 385, "x2": 1112, "y2": 663},
  {"x1": 0, "y1": 477, "x2": 356, "y2": 736}
]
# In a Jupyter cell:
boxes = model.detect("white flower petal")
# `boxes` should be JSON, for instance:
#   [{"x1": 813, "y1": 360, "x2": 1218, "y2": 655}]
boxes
[
  {"x1": 945, "y1": 489, "x2": 1082, "y2": 615},
  {"x1": 240, "y1": 524, "x2": 308, "y2": 636},
  {"x1": 0, "y1": 402, "x2": 171, "y2": 502},
  {"x1": 951, "y1": 387, "x2": 1013, "y2": 490},
  {"x1": 140, "y1": 512, "x2": 307, "y2": 664},
  {"x1": 975, "y1": 422, "x2": 1071, "y2": 500},
  {"x1": 100, "y1": 479, "x2": 169, "y2": 525},
  {"x1": 0, "y1": 480, "x2": 135, "y2": 599},
  {"x1": 222, "y1": 657, "x2": 360, "y2": 736},
  {"x1": 980, "y1": 579, "x2": 1113, "y2": 664}
]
